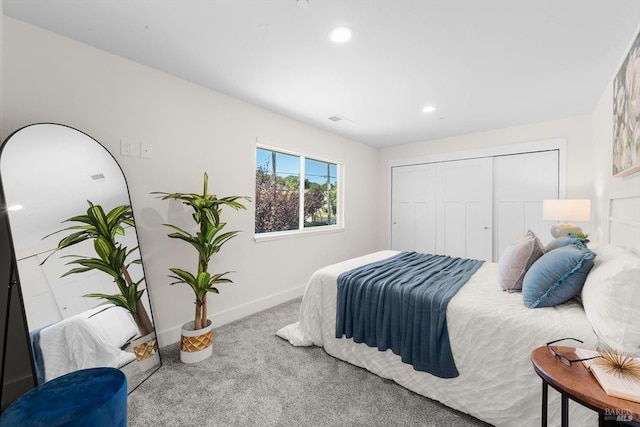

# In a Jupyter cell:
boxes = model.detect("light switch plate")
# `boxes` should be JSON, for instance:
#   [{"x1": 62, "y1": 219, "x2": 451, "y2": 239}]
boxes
[{"x1": 120, "y1": 139, "x2": 133, "y2": 157}]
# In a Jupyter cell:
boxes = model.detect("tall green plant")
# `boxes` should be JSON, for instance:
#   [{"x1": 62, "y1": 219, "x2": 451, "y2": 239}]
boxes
[
  {"x1": 43, "y1": 201, "x2": 153, "y2": 336},
  {"x1": 153, "y1": 173, "x2": 250, "y2": 330}
]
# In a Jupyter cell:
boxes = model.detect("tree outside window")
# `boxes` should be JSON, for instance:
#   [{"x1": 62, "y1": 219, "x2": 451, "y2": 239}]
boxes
[
  {"x1": 255, "y1": 147, "x2": 338, "y2": 234},
  {"x1": 304, "y1": 158, "x2": 337, "y2": 227}
]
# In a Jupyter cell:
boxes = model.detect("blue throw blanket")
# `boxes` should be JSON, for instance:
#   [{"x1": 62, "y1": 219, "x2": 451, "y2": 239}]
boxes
[
  {"x1": 29, "y1": 325, "x2": 50, "y2": 385},
  {"x1": 335, "y1": 252, "x2": 484, "y2": 378}
]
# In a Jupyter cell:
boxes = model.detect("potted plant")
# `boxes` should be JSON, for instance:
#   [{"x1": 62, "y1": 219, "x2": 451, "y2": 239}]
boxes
[
  {"x1": 43, "y1": 201, "x2": 159, "y2": 369},
  {"x1": 153, "y1": 172, "x2": 249, "y2": 363}
]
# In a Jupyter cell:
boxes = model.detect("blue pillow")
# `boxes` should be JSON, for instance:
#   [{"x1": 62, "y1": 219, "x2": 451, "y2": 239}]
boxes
[
  {"x1": 544, "y1": 234, "x2": 589, "y2": 252},
  {"x1": 522, "y1": 245, "x2": 596, "y2": 308}
]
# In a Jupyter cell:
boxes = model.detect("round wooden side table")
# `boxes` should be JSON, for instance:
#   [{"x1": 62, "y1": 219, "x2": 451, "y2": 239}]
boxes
[{"x1": 531, "y1": 346, "x2": 640, "y2": 426}]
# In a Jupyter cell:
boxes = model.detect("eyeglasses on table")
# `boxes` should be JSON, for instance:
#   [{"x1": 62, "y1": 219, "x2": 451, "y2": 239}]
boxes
[{"x1": 546, "y1": 338, "x2": 601, "y2": 367}]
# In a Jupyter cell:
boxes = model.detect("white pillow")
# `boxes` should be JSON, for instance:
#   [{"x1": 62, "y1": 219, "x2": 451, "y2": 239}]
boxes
[
  {"x1": 84, "y1": 304, "x2": 140, "y2": 349},
  {"x1": 581, "y1": 243, "x2": 640, "y2": 354}
]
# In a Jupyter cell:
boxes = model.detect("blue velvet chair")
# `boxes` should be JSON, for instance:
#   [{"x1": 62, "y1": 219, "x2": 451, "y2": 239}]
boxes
[{"x1": 0, "y1": 367, "x2": 127, "y2": 426}]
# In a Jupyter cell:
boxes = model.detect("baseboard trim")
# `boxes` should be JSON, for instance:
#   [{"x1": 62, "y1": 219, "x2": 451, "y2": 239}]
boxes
[{"x1": 156, "y1": 284, "x2": 306, "y2": 348}]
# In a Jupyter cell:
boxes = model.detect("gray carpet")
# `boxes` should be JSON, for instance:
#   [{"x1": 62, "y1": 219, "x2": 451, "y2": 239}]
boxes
[{"x1": 128, "y1": 298, "x2": 491, "y2": 427}]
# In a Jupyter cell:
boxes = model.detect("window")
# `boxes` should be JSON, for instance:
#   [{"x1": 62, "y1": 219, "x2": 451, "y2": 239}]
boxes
[{"x1": 255, "y1": 147, "x2": 339, "y2": 235}]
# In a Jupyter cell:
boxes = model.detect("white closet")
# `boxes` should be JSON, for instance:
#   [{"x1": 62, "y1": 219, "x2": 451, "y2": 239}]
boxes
[
  {"x1": 493, "y1": 150, "x2": 559, "y2": 260},
  {"x1": 391, "y1": 145, "x2": 561, "y2": 262}
]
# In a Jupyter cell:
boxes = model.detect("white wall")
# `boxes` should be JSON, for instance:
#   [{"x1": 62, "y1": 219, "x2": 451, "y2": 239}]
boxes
[
  {"x1": 1, "y1": 17, "x2": 380, "y2": 346},
  {"x1": 376, "y1": 116, "x2": 595, "y2": 249},
  {"x1": 0, "y1": 1, "x2": 3, "y2": 136}
]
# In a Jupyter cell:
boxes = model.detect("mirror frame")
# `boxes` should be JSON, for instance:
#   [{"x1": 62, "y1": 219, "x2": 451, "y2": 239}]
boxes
[{"x1": 0, "y1": 123, "x2": 161, "y2": 407}]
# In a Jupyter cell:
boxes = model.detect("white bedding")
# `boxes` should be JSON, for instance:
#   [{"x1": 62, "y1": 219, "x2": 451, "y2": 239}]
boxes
[
  {"x1": 39, "y1": 304, "x2": 138, "y2": 382},
  {"x1": 277, "y1": 250, "x2": 600, "y2": 427}
]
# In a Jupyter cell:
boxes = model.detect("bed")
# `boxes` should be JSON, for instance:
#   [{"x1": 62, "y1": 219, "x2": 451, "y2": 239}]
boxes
[
  {"x1": 30, "y1": 303, "x2": 140, "y2": 384},
  {"x1": 278, "y1": 214, "x2": 640, "y2": 426}
]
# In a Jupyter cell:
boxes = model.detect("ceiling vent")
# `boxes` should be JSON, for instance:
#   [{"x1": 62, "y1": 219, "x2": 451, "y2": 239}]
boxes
[
  {"x1": 90, "y1": 173, "x2": 106, "y2": 183},
  {"x1": 328, "y1": 114, "x2": 354, "y2": 123}
]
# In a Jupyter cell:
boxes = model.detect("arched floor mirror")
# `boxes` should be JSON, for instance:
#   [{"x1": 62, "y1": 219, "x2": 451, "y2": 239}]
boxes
[{"x1": 0, "y1": 123, "x2": 161, "y2": 409}]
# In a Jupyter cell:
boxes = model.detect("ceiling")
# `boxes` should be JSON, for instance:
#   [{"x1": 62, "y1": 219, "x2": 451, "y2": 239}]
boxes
[{"x1": 3, "y1": 0, "x2": 640, "y2": 148}]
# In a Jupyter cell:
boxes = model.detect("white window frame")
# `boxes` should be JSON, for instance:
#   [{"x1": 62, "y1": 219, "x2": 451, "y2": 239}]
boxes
[{"x1": 254, "y1": 142, "x2": 344, "y2": 242}]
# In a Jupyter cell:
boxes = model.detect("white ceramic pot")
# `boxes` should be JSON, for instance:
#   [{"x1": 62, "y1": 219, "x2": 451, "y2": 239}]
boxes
[
  {"x1": 132, "y1": 331, "x2": 160, "y2": 371},
  {"x1": 180, "y1": 320, "x2": 214, "y2": 363}
]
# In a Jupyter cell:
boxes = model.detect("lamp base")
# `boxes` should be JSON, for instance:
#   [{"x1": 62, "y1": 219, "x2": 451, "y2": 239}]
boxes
[{"x1": 550, "y1": 222, "x2": 582, "y2": 238}]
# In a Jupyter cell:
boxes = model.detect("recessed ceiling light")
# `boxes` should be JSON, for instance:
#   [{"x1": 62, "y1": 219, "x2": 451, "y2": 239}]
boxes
[
  {"x1": 421, "y1": 105, "x2": 437, "y2": 113},
  {"x1": 7, "y1": 204, "x2": 23, "y2": 211},
  {"x1": 329, "y1": 27, "x2": 353, "y2": 43}
]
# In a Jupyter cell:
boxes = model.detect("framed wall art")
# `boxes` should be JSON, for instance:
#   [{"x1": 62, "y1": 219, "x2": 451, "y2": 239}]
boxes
[{"x1": 613, "y1": 30, "x2": 640, "y2": 177}]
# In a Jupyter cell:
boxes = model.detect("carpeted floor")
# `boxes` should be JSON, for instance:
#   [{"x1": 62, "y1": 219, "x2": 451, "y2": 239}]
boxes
[{"x1": 127, "y1": 298, "x2": 491, "y2": 427}]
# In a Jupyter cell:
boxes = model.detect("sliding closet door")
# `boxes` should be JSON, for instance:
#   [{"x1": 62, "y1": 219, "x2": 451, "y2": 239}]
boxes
[
  {"x1": 437, "y1": 158, "x2": 493, "y2": 260},
  {"x1": 391, "y1": 164, "x2": 438, "y2": 254},
  {"x1": 391, "y1": 148, "x2": 560, "y2": 262},
  {"x1": 493, "y1": 150, "x2": 559, "y2": 260},
  {"x1": 391, "y1": 158, "x2": 493, "y2": 261}
]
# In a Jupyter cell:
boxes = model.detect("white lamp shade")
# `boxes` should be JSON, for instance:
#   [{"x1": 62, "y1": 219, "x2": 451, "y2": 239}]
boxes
[{"x1": 542, "y1": 199, "x2": 591, "y2": 222}]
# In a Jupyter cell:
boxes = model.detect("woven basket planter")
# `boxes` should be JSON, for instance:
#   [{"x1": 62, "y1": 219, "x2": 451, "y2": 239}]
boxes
[{"x1": 180, "y1": 320, "x2": 214, "y2": 363}]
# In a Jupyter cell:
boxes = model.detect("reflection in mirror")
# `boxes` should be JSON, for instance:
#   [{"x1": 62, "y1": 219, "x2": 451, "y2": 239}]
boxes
[{"x1": 0, "y1": 123, "x2": 161, "y2": 395}]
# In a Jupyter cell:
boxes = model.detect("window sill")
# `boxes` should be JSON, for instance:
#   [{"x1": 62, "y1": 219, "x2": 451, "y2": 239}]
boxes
[{"x1": 254, "y1": 225, "x2": 344, "y2": 243}]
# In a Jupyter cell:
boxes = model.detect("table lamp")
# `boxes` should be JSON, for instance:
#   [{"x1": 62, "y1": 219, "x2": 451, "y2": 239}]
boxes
[{"x1": 542, "y1": 199, "x2": 591, "y2": 238}]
